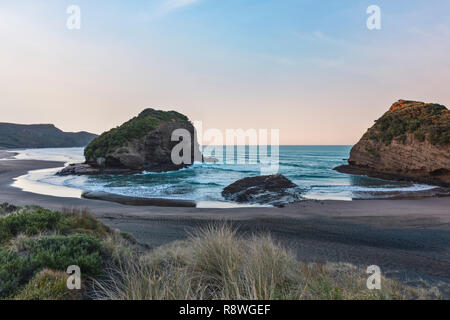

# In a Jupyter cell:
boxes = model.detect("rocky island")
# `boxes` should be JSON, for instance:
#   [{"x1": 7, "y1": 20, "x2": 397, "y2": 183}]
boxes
[
  {"x1": 58, "y1": 108, "x2": 202, "y2": 175},
  {"x1": 335, "y1": 100, "x2": 450, "y2": 187}
]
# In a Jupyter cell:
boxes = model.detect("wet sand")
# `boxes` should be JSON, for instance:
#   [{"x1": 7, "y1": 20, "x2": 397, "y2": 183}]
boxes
[{"x1": 1, "y1": 151, "x2": 449, "y2": 295}]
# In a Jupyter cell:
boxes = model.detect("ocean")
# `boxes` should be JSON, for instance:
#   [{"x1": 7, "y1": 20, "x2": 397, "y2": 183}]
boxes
[{"x1": 10, "y1": 146, "x2": 437, "y2": 205}]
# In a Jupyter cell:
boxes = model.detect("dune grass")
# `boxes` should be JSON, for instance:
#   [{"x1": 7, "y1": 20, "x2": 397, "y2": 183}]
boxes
[
  {"x1": 92, "y1": 224, "x2": 439, "y2": 300},
  {"x1": 12, "y1": 269, "x2": 83, "y2": 300},
  {"x1": 0, "y1": 204, "x2": 441, "y2": 300}
]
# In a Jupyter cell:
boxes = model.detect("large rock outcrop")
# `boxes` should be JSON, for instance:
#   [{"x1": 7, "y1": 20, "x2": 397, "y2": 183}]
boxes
[
  {"x1": 222, "y1": 174, "x2": 302, "y2": 207},
  {"x1": 335, "y1": 100, "x2": 450, "y2": 186},
  {"x1": 58, "y1": 108, "x2": 201, "y2": 175}
]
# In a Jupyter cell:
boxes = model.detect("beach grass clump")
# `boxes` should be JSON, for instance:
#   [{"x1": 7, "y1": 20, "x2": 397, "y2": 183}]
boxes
[
  {"x1": 12, "y1": 269, "x2": 83, "y2": 300},
  {"x1": 60, "y1": 208, "x2": 113, "y2": 238},
  {"x1": 92, "y1": 225, "x2": 436, "y2": 300}
]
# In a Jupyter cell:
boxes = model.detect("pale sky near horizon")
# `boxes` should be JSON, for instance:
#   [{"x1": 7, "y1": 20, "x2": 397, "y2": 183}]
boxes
[{"x1": 1, "y1": 0, "x2": 450, "y2": 145}]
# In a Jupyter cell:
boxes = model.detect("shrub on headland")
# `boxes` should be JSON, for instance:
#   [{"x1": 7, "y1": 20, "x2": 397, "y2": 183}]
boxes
[
  {"x1": 84, "y1": 108, "x2": 189, "y2": 161},
  {"x1": 0, "y1": 204, "x2": 441, "y2": 300},
  {"x1": 367, "y1": 101, "x2": 450, "y2": 146}
]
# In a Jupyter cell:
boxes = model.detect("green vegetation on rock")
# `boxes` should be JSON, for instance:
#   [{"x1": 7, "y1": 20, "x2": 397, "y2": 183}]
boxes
[
  {"x1": 365, "y1": 101, "x2": 450, "y2": 146},
  {"x1": 84, "y1": 108, "x2": 189, "y2": 161},
  {"x1": 365, "y1": 146, "x2": 380, "y2": 158}
]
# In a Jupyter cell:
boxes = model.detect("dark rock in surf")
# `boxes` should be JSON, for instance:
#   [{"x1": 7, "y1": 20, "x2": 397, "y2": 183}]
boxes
[
  {"x1": 222, "y1": 174, "x2": 302, "y2": 207},
  {"x1": 203, "y1": 156, "x2": 219, "y2": 163}
]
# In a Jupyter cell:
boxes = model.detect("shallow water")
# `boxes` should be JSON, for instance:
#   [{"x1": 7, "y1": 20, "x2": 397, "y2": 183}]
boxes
[{"x1": 9, "y1": 146, "x2": 438, "y2": 204}]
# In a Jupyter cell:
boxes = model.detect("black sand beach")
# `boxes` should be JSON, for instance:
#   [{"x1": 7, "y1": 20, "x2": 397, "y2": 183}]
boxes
[{"x1": 1, "y1": 151, "x2": 449, "y2": 295}]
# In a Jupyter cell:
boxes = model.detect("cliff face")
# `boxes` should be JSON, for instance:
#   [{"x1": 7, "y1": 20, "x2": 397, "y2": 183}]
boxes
[
  {"x1": 0, "y1": 123, "x2": 97, "y2": 149},
  {"x1": 335, "y1": 100, "x2": 450, "y2": 186},
  {"x1": 59, "y1": 108, "x2": 201, "y2": 175}
]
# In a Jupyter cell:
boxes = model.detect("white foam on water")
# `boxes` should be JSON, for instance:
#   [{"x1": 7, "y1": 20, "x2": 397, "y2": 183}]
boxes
[
  {"x1": 6, "y1": 146, "x2": 440, "y2": 205},
  {"x1": 10, "y1": 148, "x2": 85, "y2": 199},
  {"x1": 11, "y1": 147, "x2": 85, "y2": 164},
  {"x1": 12, "y1": 167, "x2": 84, "y2": 198}
]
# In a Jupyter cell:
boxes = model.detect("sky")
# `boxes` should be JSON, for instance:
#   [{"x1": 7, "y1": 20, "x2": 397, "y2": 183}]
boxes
[{"x1": 1, "y1": 0, "x2": 450, "y2": 145}]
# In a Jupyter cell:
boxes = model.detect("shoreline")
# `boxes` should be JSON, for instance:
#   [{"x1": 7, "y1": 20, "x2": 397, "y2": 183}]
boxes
[
  {"x1": 1, "y1": 151, "x2": 450, "y2": 294},
  {"x1": 5, "y1": 149, "x2": 448, "y2": 207},
  {"x1": 3, "y1": 151, "x2": 450, "y2": 221},
  {"x1": 0, "y1": 150, "x2": 18, "y2": 159},
  {"x1": 335, "y1": 164, "x2": 450, "y2": 188}
]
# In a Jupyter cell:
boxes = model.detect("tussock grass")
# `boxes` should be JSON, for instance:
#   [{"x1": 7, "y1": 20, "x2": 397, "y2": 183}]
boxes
[
  {"x1": 92, "y1": 224, "x2": 439, "y2": 300},
  {"x1": 60, "y1": 207, "x2": 112, "y2": 238},
  {"x1": 12, "y1": 269, "x2": 83, "y2": 300}
]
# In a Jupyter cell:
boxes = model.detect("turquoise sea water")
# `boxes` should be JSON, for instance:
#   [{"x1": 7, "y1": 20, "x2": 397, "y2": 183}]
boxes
[{"x1": 10, "y1": 146, "x2": 438, "y2": 203}]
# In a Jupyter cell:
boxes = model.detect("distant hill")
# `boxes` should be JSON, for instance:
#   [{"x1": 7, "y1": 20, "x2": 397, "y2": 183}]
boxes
[{"x1": 0, "y1": 123, "x2": 98, "y2": 149}]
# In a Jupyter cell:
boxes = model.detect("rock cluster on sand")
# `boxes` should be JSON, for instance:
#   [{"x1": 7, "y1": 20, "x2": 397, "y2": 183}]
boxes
[
  {"x1": 335, "y1": 100, "x2": 450, "y2": 186},
  {"x1": 222, "y1": 174, "x2": 302, "y2": 207},
  {"x1": 58, "y1": 108, "x2": 202, "y2": 175}
]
